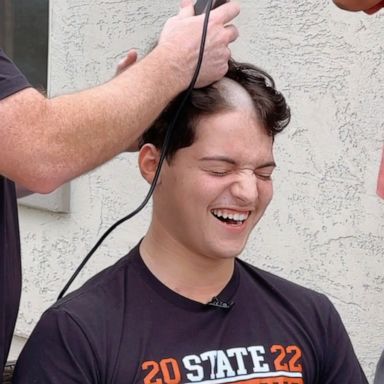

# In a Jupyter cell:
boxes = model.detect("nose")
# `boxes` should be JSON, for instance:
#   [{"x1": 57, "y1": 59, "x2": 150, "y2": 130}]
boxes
[{"x1": 230, "y1": 170, "x2": 259, "y2": 204}]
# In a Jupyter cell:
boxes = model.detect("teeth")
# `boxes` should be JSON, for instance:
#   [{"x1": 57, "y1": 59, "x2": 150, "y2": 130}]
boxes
[{"x1": 212, "y1": 209, "x2": 249, "y2": 222}]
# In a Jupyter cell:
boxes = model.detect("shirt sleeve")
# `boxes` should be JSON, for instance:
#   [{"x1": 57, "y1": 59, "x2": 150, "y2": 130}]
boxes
[
  {"x1": 13, "y1": 308, "x2": 100, "y2": 384},
  {"x1": 320, "y1": 299, "x2": 368, "y2": 384},
  {"x1": 0, "y1": 48, "x2": 30, "y2": 100}
]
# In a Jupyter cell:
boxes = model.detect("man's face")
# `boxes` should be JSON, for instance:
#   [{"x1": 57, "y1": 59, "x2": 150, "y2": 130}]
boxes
[
  {"x1": 151, "y1": 105, "x2": 275, "y2": 261},
  {"x1": 333, "y1": 0, "x2": 384, "y2": 13}
]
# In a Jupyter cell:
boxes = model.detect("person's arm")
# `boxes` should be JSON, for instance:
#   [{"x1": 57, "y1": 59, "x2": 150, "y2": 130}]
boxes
[
  {"x1": 1, "y1": 1, "x2": 239, "y2": 194},
  {"x1": 13, "y1": 50, "x2": 139, "y2": 200}
]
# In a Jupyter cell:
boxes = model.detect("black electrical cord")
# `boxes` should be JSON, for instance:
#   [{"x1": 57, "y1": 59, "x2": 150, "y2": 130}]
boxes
[{"x1": 57, "y1": 0, "x2": 214, "y2": 300}]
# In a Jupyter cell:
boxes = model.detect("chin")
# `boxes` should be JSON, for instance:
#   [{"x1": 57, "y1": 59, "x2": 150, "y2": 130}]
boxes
[{"x1": 207, "y1": 240, "x2": 248, "y2": 260}]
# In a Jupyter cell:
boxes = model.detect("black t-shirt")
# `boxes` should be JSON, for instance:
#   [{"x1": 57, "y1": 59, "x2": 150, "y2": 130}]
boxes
[
  {"x1": 14, "y1": 243, "x2": 368, "y2": 384},
  {"x1": 0, "y1": 48, "x2": 30, "y2": 369}
]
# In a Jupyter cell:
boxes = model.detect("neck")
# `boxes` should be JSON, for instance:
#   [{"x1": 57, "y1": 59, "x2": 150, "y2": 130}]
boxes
[{"x1": 140, "y1": 223, "x2": 235, "y2": 304}]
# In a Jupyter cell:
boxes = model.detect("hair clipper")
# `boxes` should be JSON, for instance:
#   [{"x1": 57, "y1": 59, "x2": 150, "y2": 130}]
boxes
[{"x1": 194, "y1": 0, "x2": 229, "y2": 15}]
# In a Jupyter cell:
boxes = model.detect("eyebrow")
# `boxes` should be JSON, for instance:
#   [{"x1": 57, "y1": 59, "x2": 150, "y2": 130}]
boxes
[{"x1": 199, "y1": 156, "x2": 276, "y2": 169}]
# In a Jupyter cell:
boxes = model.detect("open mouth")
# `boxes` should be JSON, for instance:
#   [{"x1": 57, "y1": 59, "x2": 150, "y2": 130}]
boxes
[{"x1": 211, "y1": 209, "x2": 250, "y2": 226}]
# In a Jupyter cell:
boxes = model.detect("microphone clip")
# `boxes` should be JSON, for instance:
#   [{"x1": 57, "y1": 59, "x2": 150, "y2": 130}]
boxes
[{"x1": 207, "y1": 296, "x2": 234, "y2": 310}]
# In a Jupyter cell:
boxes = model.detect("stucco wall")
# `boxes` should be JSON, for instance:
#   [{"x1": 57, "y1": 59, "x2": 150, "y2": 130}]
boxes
[{"x1": 16, "y1": 0, "x2": 383, "y2": 381}]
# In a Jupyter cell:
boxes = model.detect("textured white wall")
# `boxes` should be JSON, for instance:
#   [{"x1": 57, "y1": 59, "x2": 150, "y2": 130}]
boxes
[{"x1": 16, "y1": 0, "x2": 383, "y2": 381}]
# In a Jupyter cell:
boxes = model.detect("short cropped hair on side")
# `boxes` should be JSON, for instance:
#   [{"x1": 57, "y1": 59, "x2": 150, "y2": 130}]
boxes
[{"x1": 140, "y1": 59, "x2": 291, "y2": 161}]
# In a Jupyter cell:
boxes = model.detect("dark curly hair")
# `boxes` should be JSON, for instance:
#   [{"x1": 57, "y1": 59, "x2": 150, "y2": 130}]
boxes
[{"x1": 140, "y1": 59, "x2": 290, "y2": 161}]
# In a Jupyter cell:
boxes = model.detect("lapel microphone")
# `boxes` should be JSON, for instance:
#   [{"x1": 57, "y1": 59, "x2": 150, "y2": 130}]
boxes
[{"x1": 207, "y1": 296, "x2": 234, "y2": 310}]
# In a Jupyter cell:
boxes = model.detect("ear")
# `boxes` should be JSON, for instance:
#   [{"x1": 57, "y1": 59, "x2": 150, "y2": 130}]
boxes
[{"x1": 138, "y1": 144, "x2": 161, "y2": 184}]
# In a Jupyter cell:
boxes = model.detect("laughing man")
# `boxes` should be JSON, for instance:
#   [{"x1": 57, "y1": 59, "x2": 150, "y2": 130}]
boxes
[{"x1": 13, "y1": 60, "x2": 368, "y2": 383}]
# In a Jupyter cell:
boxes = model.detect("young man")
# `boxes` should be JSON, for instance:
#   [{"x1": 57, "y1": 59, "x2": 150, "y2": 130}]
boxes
[
  {"x1": 0, "y1": 0, "x2": 240, "y2": 372},
  {"x1": 13, "y1": 60, "x2": 367, "y2": 383}
]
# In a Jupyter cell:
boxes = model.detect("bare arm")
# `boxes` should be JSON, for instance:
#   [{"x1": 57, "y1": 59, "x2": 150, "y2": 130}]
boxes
[
  {"x1": 0, "y1": 1, "x2": 239, "y2": 194},
  {"x1": 2, "y1": 50, "x2": 178, "y2": 194}
]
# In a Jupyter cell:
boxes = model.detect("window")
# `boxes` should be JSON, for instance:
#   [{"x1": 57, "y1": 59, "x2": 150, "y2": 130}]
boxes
[{"x1": 0, "y1": 0, "x2": 49, "y2": 91}]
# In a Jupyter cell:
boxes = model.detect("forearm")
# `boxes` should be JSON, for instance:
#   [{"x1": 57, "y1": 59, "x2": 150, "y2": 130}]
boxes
[{"x1": 1, "y1": 48, "x2": 185, "y2": 193}]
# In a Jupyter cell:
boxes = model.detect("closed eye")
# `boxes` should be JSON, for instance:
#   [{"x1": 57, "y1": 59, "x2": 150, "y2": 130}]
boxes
[
  {"x1": 210, "y1": 170, "x2": 230, "y2": 177},
  {"x1": 256, "y1": 174, "x2": 272, "y2": 181}
]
